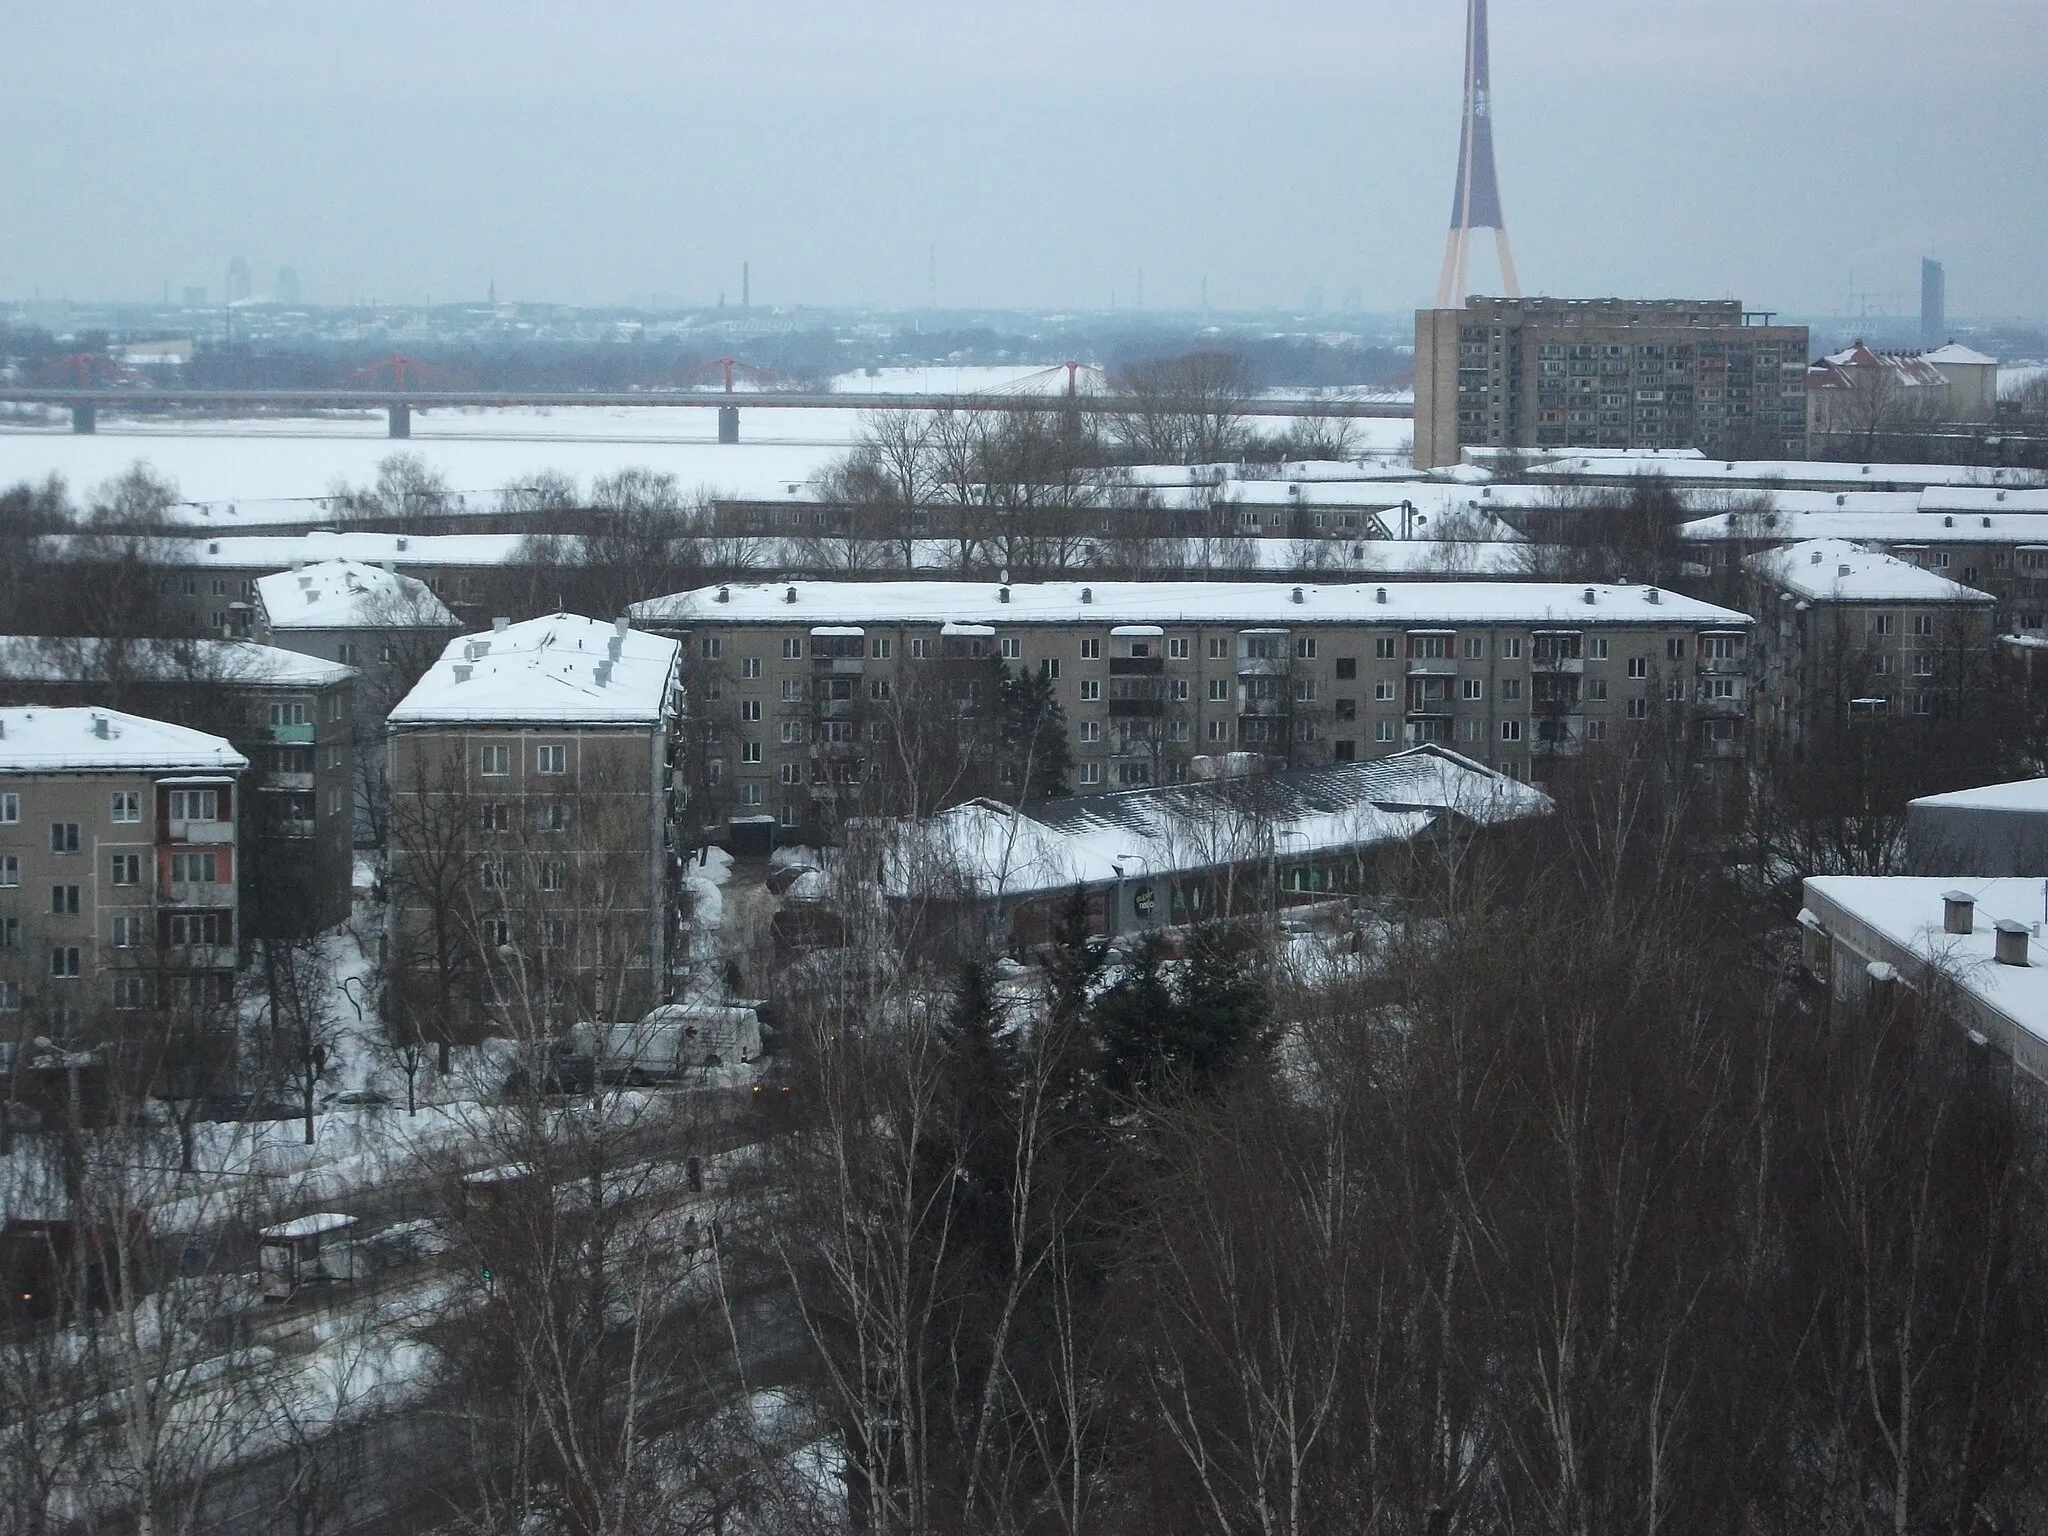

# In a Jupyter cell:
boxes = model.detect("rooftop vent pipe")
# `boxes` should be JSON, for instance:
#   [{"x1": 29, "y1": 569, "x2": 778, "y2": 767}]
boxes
[
  {"x1": 1583, "y1": 587, "x2": 1596, "y2": 605},
  {"x1": 396, "y1": 537, "x2": 409, "y2": 551},
  {"x1": 493, "y1": 616, "x2": 509, "y2": 633},
  {"x1": 1839, "y1": 564, "x2": 1851, "y2": 577},
  {"x1": 1811, "y1": 550, "x2": 1823, "y2": 564},
  {"x1": 1375, "y1": 587, "x2": 1387, "y2": 603},
  {"x1": 783, "y1": 586, "x2": 797, "y2": 604},
  {"x1": 716, "y1": 586, "x2": 730, "y2": 603},
  {"x1": 595, "y1": 660, "x2": 612, "y2": 686},
  {"x1": 999, "y1": 586, "x2": 1010, "y2": 603},
  {"x1": 1943, "y1": 890, "x2": 1976, "y2": 934},
  {"x1": 1996, "y1": 919, "x2": 2031, "y2": 967},
  {"x1": 615, "y1": 616, "x2": 629, "y2": 637},
  {"x1": 453, "y1": 664, "x2": 471, "y2": 683},
  {"x1": 1081, "y1": 587, "x2": 1093, "y2": 604},
  {"x1": 92, "y1": 714, "x2": 109, "y2": 739},
  {"x1": 1291, "y1": 586, "x2": 1304, "y2": 604},
  {"x1": 1644, "y1": 587, "x2": 1661, "y2": 604}
]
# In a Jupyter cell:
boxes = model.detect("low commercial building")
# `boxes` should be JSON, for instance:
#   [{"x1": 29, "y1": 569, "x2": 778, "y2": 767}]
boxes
[
  {"x1": 632, "y1": 578, "x2": 1755, "y2": 837},
  {"x1": 1744, "y1": 539, "x2": 1995, "y2": 751},
  {"x1": 1806, "y1": 342, "x2": 2002, "y2": 440},
  {"x1": 882, "y1": 744, "x2": 1550, "y2": 947},
  {"x1": 385, "y1": 614, "x2": 684, "y2": 1038},
  {"x1": 1801, "y1": 876, "x2": 2048, "y2": 1081},
  {"x1": 0, "y1": 707, "x2": 247, "y2": 1087},
  {"x1": 1907, "y1": 778, "x2": 2048, "y2": 876}
]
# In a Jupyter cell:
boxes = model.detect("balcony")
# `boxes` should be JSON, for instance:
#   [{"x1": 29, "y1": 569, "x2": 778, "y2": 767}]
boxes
[
  {"x1": 1531, "y1": 716, "x2": 1586, "y2": 756},
  {"x1": 263, "y1": 772, "x2": 316, "y2": 791},
  {"x1": 1236, "y1": 656, "x2": 1289, "y2": 677},
  {"x1": 1695, "y1": 692, "x2": 1746, "y2": 718},
  {"x1": 1238, "y1": 699, "x2": 1288, "y2": 719},
  {"x1": 1531, "y1": 655, "x2": 1584, "y2": 675},
  {"x1": 1696, "y1": 654, "x2": 1745, "y2": 676},
  {"x1": 269, "y1": 724, "x2": 316, "y2": 745},
  {"x1": 1108, "y1": 656, "x2": 1164, "y2": 676},
  {"x1": 1698, "y1": 735, "x2": 1746, "y2": 761},
  {"x1": 1405, "y1": 657, "x2": 1458, "y2": 677},
  {"x1": 166, "y1": 818, "x2": 235, "y2": 845},
  {"x1": 161, "y1": 880, "x2": 234, "y2": 907},
  {"x1": 811, "y1": 657, "x2": 865, "y2": 675},
  {"x1": 1108, "y1": 698, "x2": 1165, "y2": 718}
]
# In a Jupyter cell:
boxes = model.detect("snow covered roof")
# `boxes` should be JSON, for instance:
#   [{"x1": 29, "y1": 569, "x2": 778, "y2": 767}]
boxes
[
  {"x1": 883, "y1": 747, "x2": 1551, "y2": 901},
  {"x1": 0, "y1": 635, "x2": 354, "y2": 688},
  {"x1": 1811, "y1": 343, "x2": 1948, "y2": 389},
  {"x1": 1804, "y1": 876, "x2": 2048, "y2": 1044},
  {"x1": 1923, "y1": 343, "x2": 1998, "y2": 366},
  {"x1": 387, "y1": 613, "x2": 681, "y2": 728},
  {"x1": 0, "y1": 706, "x2": 248, "y2": 775},
  {"x1": 635, "y1": 579, "x2": 1751, "y2": 630},
  {"x1": 256, "y1": 558, "x2": 457, "y2": 631},
  {"x1": 1682, "y1": 510, "x2": 2048, "y2": 546},
  {"x1": 130, "y1": 529, "x2": 534, "y2": 570},
  {"x1": 1909, "y1": 778, "x2": 2048, "y2": 815},
  {"x1": 1745, "y1": 539, "x2": 1995, "y2": 603},
  {"x1": 1527, "y1": 457, "x2": 2044, "y2": 491}
]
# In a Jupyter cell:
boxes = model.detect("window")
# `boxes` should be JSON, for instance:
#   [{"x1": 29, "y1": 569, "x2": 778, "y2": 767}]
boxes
[
  {"x1": 740, "y1": 699, "x2": 762, "y2": 722},
  {"x1": 1374, "y1": 680, "x2": 1395, "y2": 701},
  {"x1": 0, "y1": 980, "x2": 20, "y2": 1012},
  {"x1": 781, "y1": 678, "x2": 805, "y2": 703},
  {"x1": 1912, "y1": 613, "x2": 1934, "y2": 637},
  {"x1": 481, "y1": 801, "x2": 510, "y2": 833},
  {"x1": 50, "y1": 822, "x2": 79, "y2": 854},
  {"x1": 1170, "y1": 678, "x2": 1191, "y2": 701},
  {"x1": 113, "y1": 975, "x2": 148, "y2": 1010},
  {"x1": 1499, "y1": 678, "x2": 1522, "y2": 701},
  {"x1": 543, "y1": 917, "x2": 569, "y2": 949},
  {"x1": 1666, "y1": 636, "x2": 1688, "y2": 660},
  {"x1": 780, "y1": 720, "x2": 804, "y2": 744},
  {"x1": 1294, "y1": 637, "x2": 1317, "y2": 659},
  {"x1": 1208, "y1": 678, "x2": 1229, "y2": 702},
  {"x1": 1912, "y1": 653, "x2": 1934, "y2": 677},
  {"x1": 1586, "y1": 718, "x2": 1607, "y2": 741},
  {"x1": 0, "y1": 792, "x2": 15, "y2": 823},
  {"x1": 742, "y1": 742, "x2": 762, "y2": 763},
  {"x1": 538, "y1": 859, "x2": 567, "y2": 892},
  {"x1": 910, "y1": 637, "x2": 930, "y2": 659},
  {"x1": 1500, "y1": 637, "x2": 1522, "y2": 659},
  {"x1": 1293, "y1": 678, "x2": 1316, "y2": 702},
  {"x1": 269, "y1": 701, "x2": 309, "y2": 726},
  {"x1": 481, "y1": 743, "x2": 511, "y2": 776},
  {"x1": 51, "y1": 947, "x2": 81, "y2": 979},
  {"x1": 1375, "y1": 719, "x2": 1396, "y2": 743},
  {"x1": 1627, "y1": 656, "x2": 1649, "y2": 679},
  {"x1": 1079, "y1": 721, "x2": 1101, "y2": 743},
  {"x1": 169, "y1": 852, "x2": 219, "y2": 884},
  {"x1": 1588, "y1": 636, "x2": 1609, "y2": 660},
  {"x1": 870, "y1": 637, "x2": 893, "y2": 660},
  {"x1": 111, "y1": 915, "x2": 138, "y2": 948},
  {"x1": 1407, "y1": 634, "x2": 1452, "y2": 660},
  {"x1": 110, "y1": 854, "x2": 139, "y2": 886},
  {"x1": 535, "y1": 744, "x2": 567, "y2": 774},
  {"x1": 700, "y1": 636, "x2": 722, "y2": 659},
  {"x1": 1912, "y1": 692, "x2": 1934, "y2": 716},
  {"x1": 1000, "y1": 636, "x2": 1022, "y2": 660},
  {"x1": 110, "y1": 791, "x2": 140, "y2": 824},
  {"x1": 779, "y1": 763, "x2": 802, "y2": 785},
  {"x1": 1206, "y1": 719, "x2": 1231, "y2": 742},
  {"x1": 0, "y1": 855, "x2": 15, "y2": 887},
  {"x1": 1703, "y1": 635, "x2": 1738, "y2": 661},
  {"x1": 483, "y1": 918, "x2": 512, "y2": 949},
  {"x1": 1876, "y1": 654, "x2": 1895, "y2": 677},
  {"x1": 1372, "y1": 637, "x2": 1396, "y2": 660},
  {"x1": 1078, "y1": 763, "x2": 1102, "y2": 785},
  {"x1": 1462, "y1": 636, "x2": 1486, "y2": 659},
  {"x1": 1870, "y1": 613, "x2": 1895, "y2": 636},
  {"x1": 328, "y1": 694, "x2": 343, "y2": 722},
  {"x1": 782, "y1": 637, "x2": 804, "y2": 659},
  {"x1": 336, "y1": 642, "x2": 357, "y2": 666},
  {"x1": 170, "y1": 789, "x2": 219, "y2": 822},
  {"x1": 1079, "y1": 638, "x2": 1101, "y2": 660},
  {"x1": 1586, "y1": 678, "x2": 1608, "y2": 701},
  {"x1": 1461, "y1": 678, "x2": 1484, "y2": 700},
  {"x1": 1500, "y1": 720, "x2": 1523, "y2": 742},
  {"x1": 1627, "y1": 697, "x2": 1650, "y2": 719},
  {"x1": 1666, "y1": 676, "x2": 1686, "y2": 702},
  {"x1": 1168, "y1": 637, "x2": 1190, "y2": 660},
  {"x1": 1209, "y1": 638, "x2": 1229, "y2": 659},
  {"x1": 740, "y1": 656, "x2": 762, "y2": 679},
  {"x1": 1080, "y1": 680, "x2": 1101, "y2": 701}
]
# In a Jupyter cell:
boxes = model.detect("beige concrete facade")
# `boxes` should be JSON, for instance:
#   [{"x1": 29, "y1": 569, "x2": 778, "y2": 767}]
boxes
[{"x1": 1415, "y1": 298, "x2": 1810, "y2": 469}]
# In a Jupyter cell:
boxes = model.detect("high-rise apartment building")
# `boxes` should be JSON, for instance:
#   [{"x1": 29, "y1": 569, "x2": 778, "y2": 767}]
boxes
[{"x1": 1414, "y1": 298, "x2": 1810, "y2": 468}]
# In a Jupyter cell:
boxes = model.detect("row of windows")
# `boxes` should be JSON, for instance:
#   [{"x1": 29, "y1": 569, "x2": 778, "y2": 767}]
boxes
[
  {"x1": 479, "y1": 801, "x2": 572, "y2": 833},
  {"x1": 0, "y1": 912, "x2": 220, "y2": 950},
  {"x1": 477, "y1": 744, "x2": 568, "y2": 776},
  {"x1": 0, "y1": 968, "x2": 234, "y2": 1010}
]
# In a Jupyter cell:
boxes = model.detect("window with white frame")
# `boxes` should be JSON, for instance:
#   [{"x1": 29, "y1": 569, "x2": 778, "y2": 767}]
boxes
[
  {"x1": 1500, "y1": 720, "x2": 1523, "y2": 742},
  {"x1": 0, "y1": 792, "x2": 16, "y2": 824},
  {"x1": 169, "y1": 852, "x2": 218, "y2": 884},
  {"x1": 871, "y1": 637, "x2": 893, "y2": 660},
  {"x1": 110, "y1": 854, "x2": 139, "y2": 886},
  {"x1": 779, "y1": 763, "x2": 802, "y2": 785},
  {"x1": 50, "y1": 947, "x2": 81, "y2": 979},
  {"x1": 741, "y1": 656, "x2": 762, "y2": 678},
  {"x1": 1208, "y1": 638, "x2": 1229, "y2": 659},
  {"x1": 50, "y1": 821, "x2": 79, "y2": 853},
  {"x1": 1461, "y1": 678, "x2": 1483, "y2": 700},
  {"x1": 741, "y1": 699, "x2": 761, "y2": 721},
  {"x1": 111, "y1": 915, "x2": 139, "y2": 948},
  {"x1": 481, "y1": 743, "x2": 511, "y2": 776},
  {"x1": 1079, "y1": 763, "x2": 1102, "y2": 785},
  {"x1": 782, "y1": 637, "x2": 804, "y2": 659},
  {"x1": 1080, "y1": 680, "x2": 1101, "y2": 701},
  {"x1": 110, "y1": 791, "x2": 140, "y2": 823},
  {"x1": 1079, "y1": 638, "x2": 1101, "y2": 660},
  {"x1": 0, "y1": 855, "x2": 16, "y2": 887},
  {"x1": 1079, "y1": 721, "x2": 1100, "y2": 742},
  {"x1": 1000, "y1": 637, "x2": 1021, "y2": 660},
  {"x1": 742, "y1": 742, "x2": 762, "y2": 763},
  {"x1": 1375, "y1": 719, "x2": 1396, "y2": 742},
  {"x1": 1206, "y1": 719, "x2": 1230, "y2": 742},
  {"x1": 1168, "y1": 637, "x2": 1190, "y2": 660},
  {"x1": 535, "y1": 744, "x2": 567, "y2": 774},
  {"x1": 1588, "y1": 636, "x2": 1609, "y2": 660},
  {"x1": 1208, "y1": 678, "x2": 1229, "y2": 701},
  {"x1": 113, "y1": 976, "x2": 148, "y2": 1010}
]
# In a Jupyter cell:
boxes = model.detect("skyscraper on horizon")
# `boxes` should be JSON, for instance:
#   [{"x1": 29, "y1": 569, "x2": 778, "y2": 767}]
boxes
[
  {"x1": 1921, "y1": 258, "x2": 1947, "y2": 351},
  {"x1": 1435, "y1": 0, "x2": 1519, "y2": 310}
]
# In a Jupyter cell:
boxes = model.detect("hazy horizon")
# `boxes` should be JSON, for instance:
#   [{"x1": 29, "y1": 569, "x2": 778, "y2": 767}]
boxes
[{"x1": 4, "y1": 1, "x2": 2045, "y2": 318}]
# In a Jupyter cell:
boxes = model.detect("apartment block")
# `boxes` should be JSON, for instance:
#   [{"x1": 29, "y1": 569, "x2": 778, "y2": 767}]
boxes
[
  {"x1": 0, "y1": 708, "x2": 246, "y2": 1081},
  {"x1": 630, "y1": 579, "x2": 1755, "y2": 835},
  {"x1": 385, "y1": 614, "x2": 684, "y2": 1037},
  {"x1": 1415, "y1": 297, "x2": 1810, "y2": 469},
  {"x1": 0, "y1": 637, "x2": 358, "y2": 932},
  {"x1": 1743, "y1": 539, "x2": 1996, "y2": 751}
]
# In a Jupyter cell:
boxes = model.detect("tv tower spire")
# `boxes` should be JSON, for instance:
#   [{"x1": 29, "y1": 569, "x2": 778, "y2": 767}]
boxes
[{"x1": 1434, "y1": 0, "x2": 1520, "y2": 309}]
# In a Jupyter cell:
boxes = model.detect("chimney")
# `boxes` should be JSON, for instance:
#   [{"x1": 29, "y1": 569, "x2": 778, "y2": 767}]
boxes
[
  {"x1": 396, "y1": 537, "x2": 409, "y2": 551},
  {"x1": 93, "y1": 714, "x2": 109, "y2": 739},
  {"x1": 614, "y1": 616, "x2": 630, "y2": 638},
  {"x1": 595, "y1": 660, "x2": 612, "y2": 686},
  {"x1": 453, "y1": 664, "x2": 472, "y2": 683},
  {"x1": 1942, "y1": 890, "x2": 1975, "y2": 934},
  {"x1": 607, "y1": 636, "x2": 623, "y2": 661},
  {"x1": 1290, "y1": 586, "x2": 1304, "y2": 604},
  {"x1": 783, "y1": 586, "x2": 798, "y2": 604},
  {"x1": 1644, "y1": 587, "x2": 1661, "y2": 604},
  {"x1": 1995, "y1": 919, "x2": 2030, "y2": 967},
  {"x1": 1583, "y1": 587, "x2": 1596, "y2": 605},
  {"x1": 1838, "y1": 564, "x2": 1851, "y2": 577},
  {"x1": 1375, "y1": 587, "x2": 1387, "y2": 604},
  {"x1": 716, "y1": 585, "x2": 730, "y2": 603},
  {"x1": 492, "y1": 616, "x2": 509, "y2": 632},
  {"x1": 999, "y1": 586, "x2": 1010, "y2": 603},
  {"x1": 1080, "y1": 587, "x2": 1093, "y2": 604},
  {"x1": 1810, "y1": 550, "x2": 1823, "y2": 564}
]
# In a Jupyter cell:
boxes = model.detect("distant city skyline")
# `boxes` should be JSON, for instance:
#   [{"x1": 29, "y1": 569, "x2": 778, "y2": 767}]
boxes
[{"x1": 2, "y1": 1, "x2": 2044, "y2": 317}]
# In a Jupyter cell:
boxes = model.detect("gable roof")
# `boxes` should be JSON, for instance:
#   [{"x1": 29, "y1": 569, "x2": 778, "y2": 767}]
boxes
[{"x1": 388, "y1": 613, "x2": 681, "y2": 727}]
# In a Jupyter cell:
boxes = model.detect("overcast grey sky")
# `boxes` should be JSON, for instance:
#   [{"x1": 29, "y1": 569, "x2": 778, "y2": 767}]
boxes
[{"x1": 3, "y1": 1, "x2": 2044, "y2": 317}]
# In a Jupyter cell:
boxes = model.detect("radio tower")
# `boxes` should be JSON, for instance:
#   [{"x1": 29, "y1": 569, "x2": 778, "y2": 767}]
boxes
[{"x1": 1434, "y1": 0, "x2": 1519, "y2": 309}]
